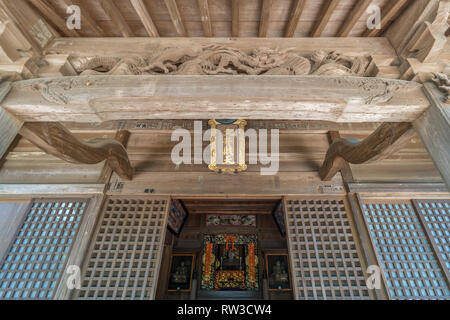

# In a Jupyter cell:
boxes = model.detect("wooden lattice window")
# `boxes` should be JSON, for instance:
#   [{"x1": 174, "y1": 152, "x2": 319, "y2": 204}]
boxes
[
  {"x1": 75, "y1": 197, "x2": 169, "y2": 300},
  {"x1": 361, "y1": 200, "x2": 450, "y2": 300},
  {"x1": 413, "y1": 200, "x2": 450, "y2": 278},
  {"x1": 285, "y1": 197, "x2": 370, "y2": 300},
  {"x1": 0, "y1": 199, "x2": 89, "y2": 299}
]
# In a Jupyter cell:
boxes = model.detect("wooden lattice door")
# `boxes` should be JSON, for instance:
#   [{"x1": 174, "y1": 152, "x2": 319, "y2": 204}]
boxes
[
  {"x1": 284, "y1": 197, "x2": 371, "y2": 300},
  {"x1": 74, "y1": 196, "x2": 169, "y2": 300}
]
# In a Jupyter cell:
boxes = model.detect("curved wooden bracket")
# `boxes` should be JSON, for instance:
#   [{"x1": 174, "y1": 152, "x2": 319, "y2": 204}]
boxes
[
  {"x1": 319, "y1": 122, "x2": 415, "y2": 181},
  {"x1": 19, "y1": 122, "x2": 133, "y2": 181}
]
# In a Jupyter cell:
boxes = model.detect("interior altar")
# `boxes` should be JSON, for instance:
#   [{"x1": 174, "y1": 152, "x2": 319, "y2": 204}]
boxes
[{"x1": 201, "y1": 234, "x2": 259, "y2": 291}]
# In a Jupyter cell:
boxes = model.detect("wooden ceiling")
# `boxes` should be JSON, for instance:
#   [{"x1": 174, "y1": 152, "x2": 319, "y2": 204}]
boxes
[
  {"x1": 181, "y1": 199, "x2": 280, "y2": 215},
  {"x1": 27, "y1": 0, "x2": 413, "y2": 38}
]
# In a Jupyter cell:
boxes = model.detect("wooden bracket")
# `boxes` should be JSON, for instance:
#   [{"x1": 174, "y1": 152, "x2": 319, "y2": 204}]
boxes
[
  {"x1": 319, "y1": 122, "x2": 415, "y2": 181},
  {"x1": 19, "y1": 122, "x2": 133, "y2": 180}
]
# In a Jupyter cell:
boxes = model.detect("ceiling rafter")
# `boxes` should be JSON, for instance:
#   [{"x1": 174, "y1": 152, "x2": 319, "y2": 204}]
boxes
[
  {"x1": 130, "y1": 0, "x2": 159, "y2": 37},
  {"x1": 259, "y1": 0, "x2": 272, "y2": 37},
  {"x1": 337, "y1": 0, "x2": 372, "y2": 37},
  {"x1": 28, "y1": 0, "x2": 80, "y2": 37},
  {"x1": 231, "y1": 0, "x2": 240, "y2": 37},
  {"x1": 164, "y1": 0, "x2": 187, "y2": 37},
  {"x1": 364, "y1": 0, "x2": 409, "y2": 37},
  {"x1": 100, "y1": 0, "x2": 133, "y2": 37},
  {"x1": 197, "y1": 0, "x2": 213, "y2": 37},
  {"x1": 285, "y1": 0, "x2": 306, "y2": 37},
  {"x1": 59, "y1": 0, "x2": 104, "y2": 36},
  {"x1": 310, "y1": 0, "x2": 340, "y2": 37}
]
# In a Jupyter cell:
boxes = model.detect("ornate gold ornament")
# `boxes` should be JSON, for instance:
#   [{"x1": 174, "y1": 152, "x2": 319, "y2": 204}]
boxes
[{"x1": 208, "y1": 119, "x2": 247, "y2": 173}]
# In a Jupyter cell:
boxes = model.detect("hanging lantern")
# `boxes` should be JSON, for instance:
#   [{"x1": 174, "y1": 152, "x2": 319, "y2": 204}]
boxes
[{"x1": 208, "y1": 119, "x2": 247, "y2": 173}]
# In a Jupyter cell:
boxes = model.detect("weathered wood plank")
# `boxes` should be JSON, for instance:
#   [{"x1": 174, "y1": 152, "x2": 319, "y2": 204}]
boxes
[
  {"x1": 130, "y1": 0, "x2": 159, "y2": 37},
  {"x1": 0, "y1": 184, "x2": 105, "y2": 195},
  {"x1": 284, "y1": 0, "x2": 306, "y2": 37},
  {"x1": 413, "y1": 82, "x2": 450, "y2": 190},
  {"x1": 2, "y1": 75, "x2": 428, "y2": 123},
  {"x1": 319, "y1": 123, "x2": 416, "y2": 181},
  {"x1": 197, "y1": 0, "x2": 212, "y2": 37}
]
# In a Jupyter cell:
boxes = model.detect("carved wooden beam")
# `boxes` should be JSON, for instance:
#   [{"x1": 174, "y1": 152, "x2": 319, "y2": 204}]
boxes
[
  {"x1": 319, "y1": 122, "x2": 415, "y2": 181},
  {"x1": 18, "y1": 122, "x2": 133, "y2": 180},
  {"x1": 2, "y1": 75, "x2": 428, "y2": 123}
]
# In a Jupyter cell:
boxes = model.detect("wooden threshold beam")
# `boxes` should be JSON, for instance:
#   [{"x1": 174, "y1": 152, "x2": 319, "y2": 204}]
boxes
[
  {"x1": 0, "y1": 184, "x2": 105, "y2": 195},
  {"x1": 364, "y1": 0, "x2": 409, "y2": 37},
  {"x1": 319, "y1": 122, "x2": 415, "y2": 181},
  {"x1": 284, "y1": 0, "x2": 306, "y2": 37},
  {"x1": 259, "y1": 0, "x2": 272, "y2": 37},
  {"x1": 28, "y1": 0, "x2": 80, "y2": 37},
  {"x1": 100, "y1": 0, "x2": 133, "y2": 37},
  {"x1": 231, "y1": 0, "x2": 240, "y2": 37},
  {"x1": 337, "y1": 0, "x2": 371, "y2": 37},
  {"x1": 130, "y1": 0, "x2": 159, "y2": 37},
  {"x1": 164, "y1": 0, "x2": 186, "y2": 37},
  {"x1": 197, "y1": 0, "x2": 213, "y2": 37},
  {"x1": 2, "y1": 75, "x2": 428, "y2": 123},
  {"x1": 311, "y1": 0, "x2": 340, "y2": 37}
]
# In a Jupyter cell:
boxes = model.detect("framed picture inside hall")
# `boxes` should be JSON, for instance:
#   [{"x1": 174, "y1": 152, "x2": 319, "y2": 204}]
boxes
[
  {"x1": 167, "y1": 253, "x2": 196, "y2": 292},
  {"x1": 167, "y1": 199, "x2": 189, "y2": 236},
  {"x1": 265, "y1": 253, "x2": 292, "y2": 291},
  {"x1": 272, "y1": 200, "x2": 286, "y2": 237}
]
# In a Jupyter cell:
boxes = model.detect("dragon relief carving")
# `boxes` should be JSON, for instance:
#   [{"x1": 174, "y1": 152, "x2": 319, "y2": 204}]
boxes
[
  {"x1": 68, "y1": 46, "x2": 371, "y2": 77},
  {"x1": 431, "y1": 72, "x2": 450, "y2": 103}
]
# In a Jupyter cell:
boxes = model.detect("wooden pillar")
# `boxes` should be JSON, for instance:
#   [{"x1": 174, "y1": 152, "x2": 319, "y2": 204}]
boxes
[
  {"x1": 19, "y1": 122, "x2": 133, "y2": 181},
  {"x1": 413, "y1": 80, "x2": 450, "y2": 190},
  {"x1": 0, "y1": 81, "x2": 23, "y2": 161},
  {"x1": 319, "y1": 122, "x2": 415, "y2": 181}
]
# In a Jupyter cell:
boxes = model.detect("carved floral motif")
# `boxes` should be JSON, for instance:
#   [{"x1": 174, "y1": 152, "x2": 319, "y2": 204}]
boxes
[{"x1": 69, "y1": 46, "x2": 371, "y2": 77}]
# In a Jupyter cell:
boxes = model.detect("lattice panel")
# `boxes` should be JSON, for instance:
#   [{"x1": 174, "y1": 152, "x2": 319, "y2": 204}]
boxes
[
  {"x1": 75, "y1": 197, "x2": 169, "y2": 300},
  {"x1": 361, "y1": 201, "x2": 450, "y2": 300},
  {"x1": 285, "y1": 198, "x2": 370, "y2": 300},
  {"x1": 413, "y1": 200, "x2": 450, "y2": 277},
  {"x1": 0, "y1": 199, "x2": 89, "y2": 300}
]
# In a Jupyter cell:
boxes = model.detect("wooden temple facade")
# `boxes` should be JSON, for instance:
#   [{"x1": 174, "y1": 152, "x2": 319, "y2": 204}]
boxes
[{"x1": 0, "y1": 0, "x2": 449, "y2": 300}]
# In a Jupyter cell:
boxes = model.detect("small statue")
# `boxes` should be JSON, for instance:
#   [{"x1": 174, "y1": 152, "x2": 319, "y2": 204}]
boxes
[
  {"x1": 271, "y1": 260, "x2": 288, "y2": 284},
  {"x1": 171, "y1": 261, "x2": 188, "y2": 284}
]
